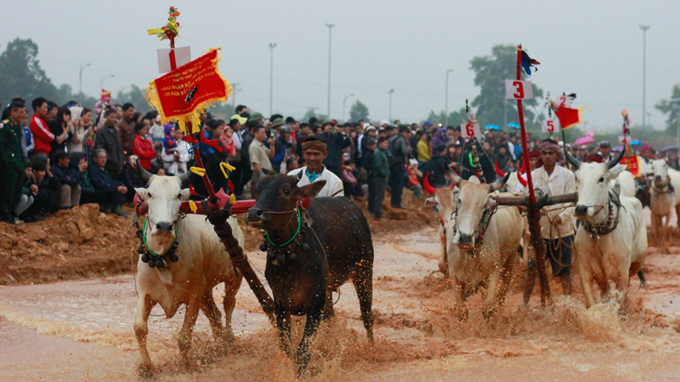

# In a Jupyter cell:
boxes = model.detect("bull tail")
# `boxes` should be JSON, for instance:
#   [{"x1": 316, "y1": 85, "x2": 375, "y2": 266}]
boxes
[{"x1": 637, "y1": 269, "x2": 648, "y2": 289}]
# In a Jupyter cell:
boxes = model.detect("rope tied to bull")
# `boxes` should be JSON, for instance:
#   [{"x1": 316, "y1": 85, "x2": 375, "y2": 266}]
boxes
[
  {"x1": 449, "y1": 201, "x2": 498, "y2": 257},
  {"x1": 651, "y1": 175, "x2": 675, "y2": 195},
  {"x1": 581, "y1": 189, "x2": 622, "y2": 239}
]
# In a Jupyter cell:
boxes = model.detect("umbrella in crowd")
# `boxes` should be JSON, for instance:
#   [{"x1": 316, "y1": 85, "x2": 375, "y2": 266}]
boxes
[
  {"x1": 573, "y1": 130, "x2": 595, "y2": 146},
  {"x1": 661, "y1": 145, "x2": 678, "y2": 152}
]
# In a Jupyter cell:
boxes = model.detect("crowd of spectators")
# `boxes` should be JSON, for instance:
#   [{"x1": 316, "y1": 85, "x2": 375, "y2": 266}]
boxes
[{"x1": 1, "y1": 89, "x2": 673, "y2": 225}]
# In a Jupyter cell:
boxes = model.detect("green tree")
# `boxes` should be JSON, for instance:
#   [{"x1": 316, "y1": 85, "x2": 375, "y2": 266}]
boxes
[
  {"x1": 349, "y1": 100, "x2": 369, "y2": 122},
  {"x1": 0, "y1": 37, "x2": 59, "y2": 105},
  {"x1": 656, "y1": 84, "x2": 680, "y2": 134},
  {"x1": 469, "y1": 44, "x2": 544, "y2": 130}
]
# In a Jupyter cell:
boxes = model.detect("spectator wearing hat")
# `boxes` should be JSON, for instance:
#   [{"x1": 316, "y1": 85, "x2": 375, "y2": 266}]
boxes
[
  {"x1": 94, "y1": 108, "x2": 125, "y2": 179},
  {"x1": 272, "y1": 124, "x2": 292, "y2": 172},
  {"x1": 321, "y1": 121, "x2": 351, "y2": 177},
  {"x1": 132, "y1": 123, "x2": 157, "y2": 171},
  {"x1": 288, "y1": 136, "x2": 344, "y2": 198},
  {"x1": 51, "y1": 150, "x2": 84, "y2": 209},
  {"x1": 598, "y1": 140, "x2": 613, "y2": 161},
  {"x1": 0, "y1": 100, "x2": 28, "y2": 223},
  {"x1": 88, "y1": 149, "x2": 128, "y2": 217},
  {"x1": 270, "y1": 117, "x2": 285, "y2": 142},
  {"x1": 249, "y1": 112, "x2": 264, "y2": 127},
  {"x1": 94, "y1": 89, "x2": 113, "y2": 120}
]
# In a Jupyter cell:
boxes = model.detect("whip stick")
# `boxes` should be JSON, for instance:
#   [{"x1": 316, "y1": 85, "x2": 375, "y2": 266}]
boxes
[{"x1": 516, "y1": 45, "x2": 552, "y2": 307}]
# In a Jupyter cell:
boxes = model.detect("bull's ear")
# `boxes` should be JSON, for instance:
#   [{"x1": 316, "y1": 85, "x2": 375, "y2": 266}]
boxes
[
  {"x1": 299, "y1": 180, "x2": 327, "y2": 198},
  {"x1": 607, "y1": 165, "x2": 626, "y2": 180},
  {"x1": 180, "y1": 188, "x2": 191, "y2": 201},
  {"x1": 135, "y1": 187, "x2": 149, "y2": 200}
]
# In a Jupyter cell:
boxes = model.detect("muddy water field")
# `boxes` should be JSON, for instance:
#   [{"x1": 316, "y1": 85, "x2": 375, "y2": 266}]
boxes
[{"x1": 2, "y1": 196, "x2": 680, "y2": 381}]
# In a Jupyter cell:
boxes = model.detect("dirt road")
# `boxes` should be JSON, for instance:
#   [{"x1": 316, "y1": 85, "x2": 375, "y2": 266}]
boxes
[{"x1": 2, "y1": 225, "x2": 680, "y2": 381}]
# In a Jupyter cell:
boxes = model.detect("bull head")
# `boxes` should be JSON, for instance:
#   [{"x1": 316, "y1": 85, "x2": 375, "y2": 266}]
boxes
[
  {"x1": 651, "y1": 159, "x2": 671, "y2": 188},
  {"x1": 135, "y1": 175, "x2": 191, "y2": 254},
  {"x1": 247, "y1": 174, "x2": 326, "y2": 230},
  {"x1": 447, "y1": 170, "x2": 509, "y2": 250},
  {"x1": 570, "y1": 149, "x2": 626, "y2": 219}
]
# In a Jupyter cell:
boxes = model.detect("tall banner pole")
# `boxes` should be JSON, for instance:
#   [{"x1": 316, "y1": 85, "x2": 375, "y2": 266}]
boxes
[{"x1": 515, "y1": 45, "x2": 552, "y2": 307}]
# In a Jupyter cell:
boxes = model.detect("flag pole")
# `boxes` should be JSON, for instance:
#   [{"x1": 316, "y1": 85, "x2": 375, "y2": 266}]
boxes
[{"x1": 516, "y1": 45, "x2": 552, "y2": 307}]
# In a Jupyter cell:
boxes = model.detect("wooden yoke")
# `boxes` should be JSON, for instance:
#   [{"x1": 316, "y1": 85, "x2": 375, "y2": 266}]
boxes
[{"x1": 191, "y1": 123, "x2": 276, "y2": 324}]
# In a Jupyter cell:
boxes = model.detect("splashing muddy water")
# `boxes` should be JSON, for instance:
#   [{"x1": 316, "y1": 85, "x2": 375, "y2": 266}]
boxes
[{"x1": 2, "y1": 227, "x2": 680, "y2": 381}]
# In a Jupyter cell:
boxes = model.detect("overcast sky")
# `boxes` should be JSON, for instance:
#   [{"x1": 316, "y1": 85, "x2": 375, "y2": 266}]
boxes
[{"x1": 2, "y1": 0, "x2": 678, "y2": 131}]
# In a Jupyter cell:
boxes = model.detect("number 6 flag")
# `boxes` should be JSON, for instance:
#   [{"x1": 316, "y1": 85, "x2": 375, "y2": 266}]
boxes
[{"x1": 460, "y1": 122, "x2": 481, "y2": 138}]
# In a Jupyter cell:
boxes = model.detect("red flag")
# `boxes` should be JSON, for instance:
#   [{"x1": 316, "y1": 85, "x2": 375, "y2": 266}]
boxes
[{"x1": 554, "y1": 105, "x2": 581, "y2": 130}]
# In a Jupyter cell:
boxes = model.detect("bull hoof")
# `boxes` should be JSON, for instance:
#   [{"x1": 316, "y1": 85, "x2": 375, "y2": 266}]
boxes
[{"x1": 137, "y1": 362, "x2": 154, "y2": 379}]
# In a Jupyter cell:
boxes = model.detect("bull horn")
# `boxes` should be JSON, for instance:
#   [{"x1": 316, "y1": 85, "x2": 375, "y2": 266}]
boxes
[
  {"x1": 178, "y1": 169, "x2": 192, "y2": 185},
  {"x1": 424, "y1": 172, "x2": 436, "y2": 195},
  {"x1": 495, "y1": 162, "x2": 505, "y2": 177},
  {"x1": 296, "y1": 170, "x2": 303, "y2": 180},
  {"x1": 489, "y1": 172, "x2": 511, "y2": 192},
  {"x1": 445, "y1": 168, "x2": 462, "y2": 188},
  {"x1": 564, "y1": 150, "x2": 583, "y2": 169},
  {"x1": 136, "y1": 158, "x2": 153, "y2": 182},
  {"x1": 606, "y1": 147, "x2": 625, "y2": 170}
]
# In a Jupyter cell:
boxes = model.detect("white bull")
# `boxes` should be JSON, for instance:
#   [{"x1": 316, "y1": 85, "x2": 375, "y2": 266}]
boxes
[
  {"x1": 650, "y1": 159, "x2": 680, "y2": 250},
  {"x1": 566, "y1": 151, "x2": 648, "y2": 309},
  {"x1": 444, "y1": 172, "x2": 524, "y2": 319},
  {"x1": 133, "y1": 167, "x2": 243, "y2": 375}
]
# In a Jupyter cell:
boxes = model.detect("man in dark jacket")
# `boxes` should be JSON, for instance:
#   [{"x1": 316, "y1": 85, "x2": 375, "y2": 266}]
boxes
[
  {"x1": 321, "y1": 121, "x2": 350, "y2": 176},
  {"x1": 95, "y1": 108, "x2": 125, "y2": 179},
  {"x1": 421, "y1": 145, "x2": 450, "y2": 188},
  {"x1": 51, "y1": 150, "x2": 84, "y2": 209},
  {"x1": 369, "y1": 137, "x2": 390, "y2": 219},
  {"x1": 387, "y1": 125, "x2": 412, "y2": 209},
  {"x1": 0, "y1": 100, "x2": 28, "y2": 223},
  {"x1": 88, "y1": 149, "x2": 128, "y2": 217}
]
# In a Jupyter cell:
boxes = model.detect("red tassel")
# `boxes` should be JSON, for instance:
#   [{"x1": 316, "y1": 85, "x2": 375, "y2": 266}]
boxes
[
  {"x1": 189, "y1": 184, "x2": 196, "y2": 196},
  {"x1": 184, "y1": 135, "x2": 198, "y2": 144},
  {"x1": 228, "y1": 180, "x2": 234, "y2": 192},
  {"x1": 495, "y1": 162, "x2": 505, "y2": 177}
]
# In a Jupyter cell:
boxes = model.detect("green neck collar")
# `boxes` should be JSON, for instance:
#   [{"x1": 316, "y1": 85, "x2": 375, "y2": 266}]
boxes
[
  {"x1": 143, "y1": 217, "x2": 178, "y2": 257},
  {"x1": 265, "y1": 209, "x2": 301, "y2": 247}
]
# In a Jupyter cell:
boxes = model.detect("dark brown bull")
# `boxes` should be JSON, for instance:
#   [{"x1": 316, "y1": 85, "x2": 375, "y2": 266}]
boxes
[{"x1": 247, "y1": 174, "x2": 374, "y2": 377}]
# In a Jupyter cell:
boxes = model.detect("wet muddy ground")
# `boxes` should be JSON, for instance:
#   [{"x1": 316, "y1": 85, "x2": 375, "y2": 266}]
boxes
[{"x1": 2, "y1": 222, "x2": 680, "y2": 381}]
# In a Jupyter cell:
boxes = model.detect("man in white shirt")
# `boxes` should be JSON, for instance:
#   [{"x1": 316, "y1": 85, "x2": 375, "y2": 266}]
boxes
[
  {"x1": 524, "y1": 139, "x2": 576, "y2": 307},
  {"x1": 288, "y1": 136, "x2": 344, "y2": 197}
]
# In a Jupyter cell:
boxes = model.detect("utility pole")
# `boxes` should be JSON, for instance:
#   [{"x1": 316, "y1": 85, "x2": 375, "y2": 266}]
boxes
[
  {"x1": 389, "y1": 89, "x2": 395, "y2": 122},
  {"x1": 231, "y1": 82, "x2": 242, "y2": 113},
  {"x1": 269, "y1": 43, "x2": 277, "y2": 116},
  {"x1": 640, "y1": 25, "x2": 650, "y2": 128},
  {"x1": 79, "y1": 63, "x2": 91, "y2": 106},
  {"x1": 445, "y1": 69, "x2": 453, "y2": 126},
  {"x1": 343, "y1": 93, "x2": 354, "y2": 123},
  {"x1": 325, "y1": 24, "x2": 336, "y2": 119},
  {"x1": 100, "y1": 74, "x2": 115, "y2": 89}
]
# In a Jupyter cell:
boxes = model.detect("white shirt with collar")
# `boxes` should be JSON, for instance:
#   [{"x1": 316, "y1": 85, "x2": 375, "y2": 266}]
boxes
[
  {"x1": 287, "y1": 166, "x2": 344, "y2": 197},
  {"x1": 530, "y1": 164, "x2": 576, "y2": 239}
]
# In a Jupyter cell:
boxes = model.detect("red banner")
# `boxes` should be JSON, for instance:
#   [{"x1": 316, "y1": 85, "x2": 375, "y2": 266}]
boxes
[
  {"x1": 620, "y1": 155, "x2": 641, "y2": 177},
  {"x1": 146, "y1": 48, "x2": 231, "y2": 129}
]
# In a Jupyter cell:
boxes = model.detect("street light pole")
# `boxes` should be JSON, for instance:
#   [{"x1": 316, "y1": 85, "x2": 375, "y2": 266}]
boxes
[
  {"x1": 100, "y1": 74, "x2": 115, "y2": 90},
  {"x1": 325, "y1": 24, "x2": 336, "y2": 119},
  {"x1": 640, "y1": 25, "x2": 650, "y2": 128},
  {"x1": 389, "y1": 89, "x2": 395, "y2": 122},
  {"x1": 343, "y1": 93, "x2": 354, "y2": 123},
  {"x1": 79, "y1": 63, "x2": 91, "y2": 106},
  {"x1": 269, "y1": 43, "x2": 277, "y2": 116},
  {"x1": 445, "y1": 69, "x2": 453, "y2": 126}
]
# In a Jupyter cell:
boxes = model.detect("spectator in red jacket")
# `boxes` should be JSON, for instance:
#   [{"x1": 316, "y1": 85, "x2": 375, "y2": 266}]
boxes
[
  {"x1": 132, "y1": 123, "x2": 156, "y2": 171},
  {"x1": 29, "y1": 97, "x2": 67, "y2": 159}
]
